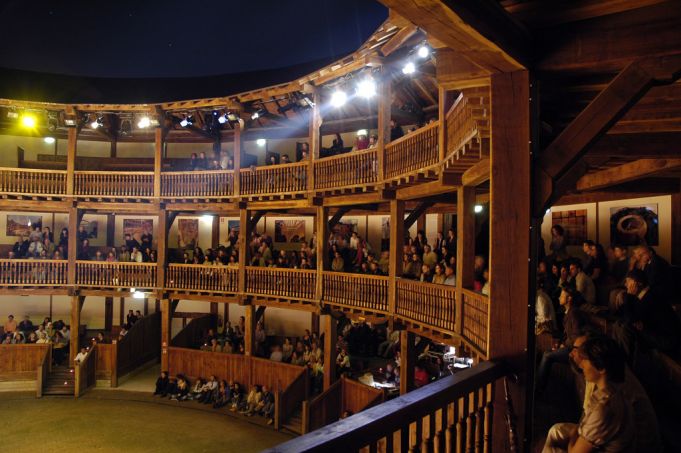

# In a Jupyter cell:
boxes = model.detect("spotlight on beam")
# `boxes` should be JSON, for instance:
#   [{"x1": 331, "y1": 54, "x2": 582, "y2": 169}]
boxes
[
  {"x1": 474, "y1": 205, "x2": 483, "y2": 214},
  {"x1": 402, "y1": 61, "x2": 416, "y2": 75},
  {"x1": 330, "y1": 90, "x2": 347, "y2": 108},
  {"x1": 356, "y1": 77, "x2": 377, "y2": 99},
  {"x1": 90, "y1": 116, "x2": 103, "y2": 129},
  {"x1": 256, "y1": 138, "x2": 267, "y2": 147},
  {"x1": 218, "y1": 113, "x2": 228, "y2": 124},
  {"x1": 137, "y1": 116, "x2": 151, "y2": 128},
  {"x1": 417, "y1": 44, "x2": 430, "y2": 59},
  {"x1": 21, "y1": 114, "x2": 37, "y2": 128},
  {"x1": 179, "y1": 115, "x2": 192, "y2": 127},
  {"x1": 251, "y1": 109, "x2": 266, "y2": 121},
  {"x1": 44, "y1": 137, "x2": 56, "y2": 144}
]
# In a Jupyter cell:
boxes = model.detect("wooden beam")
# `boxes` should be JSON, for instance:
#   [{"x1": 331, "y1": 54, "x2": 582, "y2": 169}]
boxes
[
  {"x1": 576, "y1": 158, "x2": 681, "y2": 192},
  {"x1": 404, "y1": 202, "x2": 434, "y2": 230},
  {"x1": 377, "y1": 72, "x2": 391, "y2": 182},
  {"x1": 380, "y1": 0, "x2": 530, "y2": 72},
  {"x1": 462, "y1": 158, "x2": 490, "y2": 186},
  {"x1": 66, "y1": 127, "x2": 77, "y2": 196},
  {"x1": 154, "y1": 128, "x2": 163, "y2": 199},
  {"x1": 233, "y1": 122, "x2": 241, "y2": 197},
  {"x1": 161, "y1": 298, "x2": 171, "y2": 371},
  {"x1": 308, "y1": 88, "x2": 321, "y2": 192},
  {"x1": 316, "y1": 206, "x2": 329, "y2": 301},
  {"x1": 248, "y1": 210, "x2": 266, "y2": 232},
  {"x1": 388, "y1": 200, "x2": 405, "y2": 316},
  {"x1": 436, "y1": 48, "x2": 491, "y2": 88},
  {"x1": 70, "y1": 295, "x2": 85, "y2": 366},
  {"x1": 327, "y1": 207, "x2": 352, "y2": 231},
  {"x1": 673, "y1": 184, "x2": 681, "y2": 265},
  {"x1": 590, "y1": 132, "x2": 681, "y2": 158},
  {"x1": 399, "y1": 330, "x2": 416, "y2": 394},
  {"x1": 322, "y1": 314, "x2": 337, "y2": 390},
  {"x1": 244, "y1": 305, "x2": 256, "y2": 356},
  {"x1": 396, "y1": 178, "x2": 458, "y2": 200},
  {"x1": 381, "y1": 24, "x2": 418, "y2": 57}
]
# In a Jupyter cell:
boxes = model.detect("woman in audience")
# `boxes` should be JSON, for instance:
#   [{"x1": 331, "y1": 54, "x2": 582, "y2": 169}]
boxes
[
  {"x1": 170, "y1": 375, "x2": 190, "y2": 401},
  {"x1": 431, "y1": 263, "x2": 446, "y2": 285},
  {"x1": 229, "y1": 382, "x2": 243, "y2": 412},
  {"x1": 213, "y1": 380, "x2": 231, "y2": 409},
  {"x1": 243, "y1": 384, "x2": 263, "y2": 416},
  {"x1": 282, "y1": 337, "x2": 293, "y2": 362}
]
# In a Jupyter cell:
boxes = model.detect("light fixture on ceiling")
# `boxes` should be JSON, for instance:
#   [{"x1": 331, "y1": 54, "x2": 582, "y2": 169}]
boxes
[
  {"x1": 474, "y1": 205, "x2": 483, "y2": 214},
  {"x1": 330, "y1": 89, "x2": 348, "y2": 108},
  {"x1": 21, "y1": 114, "x2": 37, "y2": 128},
  {"x1": 137, "y1": 116, "x2": 151, "y2": 128},
  {"x1": 90, "y1": 116, "x2": 104, "y2": 129},
  {"x1": 356, "y1": 77, "x2": 377, "y2": 99},
  {"x1": 402, "y1": 61, "x2": 416, "y2": 75},
  {"x1": 44, "y1": 136, "x2": 56, "y2": 144},
  {"x1": 256, "y1": 138, "x2": 267, "y2": 147},
  {"x1": 417, "y1": 44, "x2": 430, "y2": 59}
]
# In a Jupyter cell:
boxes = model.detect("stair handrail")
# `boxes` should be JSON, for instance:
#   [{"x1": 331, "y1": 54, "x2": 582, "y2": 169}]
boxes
[
  {"x1": 277, "y1": 366, "x2": 309, "y2": 431},
  {"x1": 36, "y1": 343, "x2": 52, "y2": 398},
  {"x1": 304, "y1": 378, "x2": 342, "y2": 433}
]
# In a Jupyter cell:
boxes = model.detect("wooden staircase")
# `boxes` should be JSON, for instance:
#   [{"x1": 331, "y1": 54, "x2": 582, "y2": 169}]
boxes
[
  {"x1": 282, "y1": 404, "x2": 303, "y2": 434},
  {"x1": 42, "y1": 364, "x2": 75, "y2": 396}
]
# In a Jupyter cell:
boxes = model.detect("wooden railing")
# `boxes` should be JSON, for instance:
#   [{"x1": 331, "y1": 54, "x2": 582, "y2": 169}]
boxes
[
  {"x1": 117, "y1": 312, "x2": 161, "y2": 378},
  {"x1": 245, "y1": 267, "x2": 316, "y2": 301},
  {"x1": 36, "y1": 344, "x2": 52, "y2": 398},
  {"x1": 74, "y1": 171, "x2": 154, "y2": 198},
  {"x1": 322, "y1": 272, "x2": 389, "y2": 313},
  {"x1": 0, "y1": 344, "x2": 50, "y2": 384},
  {"x1": 74, "y1": 345, "x2": 97, "y2": 398},
  {"x1": 166, "y1": 264, "x2": 238, "y2": 293},
  {"x1": 313, "y1": 149, "x2": 378, "y2": 190},
  {"x1": 395, "y1": 279, "x2": 457, "y2": 333},
  {"x1": 266, "y1": 361, "x2": 505, "y2": 453},
  {"x1": 461, "y1": 289, "x2": 490, "y2": 358},
  {"x1": 384, "y1": 121, "x2": 439, "y2": 179},
  {"x1": 96, "y1": 343, "x2": 116, "y2": 383},
  {"x1": 240, "y1": 162, "x2": 308, "y2": 196},
  {"x1": 278, "y1": 365, "x2": 310, "y2": 431},
  {"x1": 161, "y1": 170, "x2": 234, "y2": 198},
  {"x1": 0, "y1": 167, "x2": 66, "y2": 195},
  {"x1": 446, "y1": 87, "x2": 490, "y2": 160},
  {"x1": 0, "y1": 259, "x2": 68, "y2": 286},
  {"x1": 75, "y1": 261, "x2": 157, "y2": 289},
  {"x1": 170, "y1": 314, "x2": 217, "y2": 349}
]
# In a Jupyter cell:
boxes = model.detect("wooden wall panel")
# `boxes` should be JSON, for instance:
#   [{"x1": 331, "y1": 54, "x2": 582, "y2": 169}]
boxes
[
  {"x1": 342, "y1": 378, "x2": 384, "y2": 415},
  {"x1": 0, "y1": 344, "x2": 49, "y2": 380}
]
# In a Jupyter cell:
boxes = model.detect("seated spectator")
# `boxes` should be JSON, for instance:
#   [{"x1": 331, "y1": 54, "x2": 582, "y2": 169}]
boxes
[
  {"x1": 422, "y1": 245, "x2": 438, "y2": 270},
  {"x1": 169, "y1": 375, "x2": 190, "y2": 401},
  {"x1": 331, "y1": 251, "x2": 345, "y2": 272},
  {"x1": 259, "y1": 385, "x2": 275, "y2": 424},
  {"x1": 536, "y1": 280, "x2": 557, "y2": 335},
  {"x1": 242, "y1": 385, "x2": 263, "y2": 416},
  {"x1": 609, "y1": 244, "x2": 629, "y2": 285},
  {"x1": 414, "y1": 363, "x2": 430, "y2": 387},
  {"x1": 213, "y1": 380, "x2": 231, "y2": 409},
  {"x1": 229, "y1": 382, "x2": 244, "y2": 412},
  {"x1": 569, "y1": 260, "x2": 596, "y2": 305},
  {"x1": 419, "y1": 264, "x2": 433, "y2": 283},
  {"x1": 543, "y1": 336, "x2": 634, "y2": 453},
  {"x1": 17, "y1": 315, "x2": 33, "y2": 333},
  {"x1": 431, "y1": 264, "x2": 446, "y2": 284},
  {"x1": 198, "y1": 375, "x2": 219, "y2": 404},
  {"x1": 270, "y1": 345, "x2": 283, "y2": 362},
  {"x1": 444, "y1": 265, "x2": 456, "y2": 286},
  {"x1": 189, "y1": 378, "x2": 204, "y2": 400},
  {"x1": 126, "y1": 310, "x2": 138, "y2": 326}
]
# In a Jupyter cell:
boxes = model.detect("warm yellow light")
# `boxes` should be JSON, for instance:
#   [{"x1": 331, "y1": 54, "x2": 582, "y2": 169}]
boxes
[{"x1": 21, "y1": 114, "x2": 36, "y2": 128}]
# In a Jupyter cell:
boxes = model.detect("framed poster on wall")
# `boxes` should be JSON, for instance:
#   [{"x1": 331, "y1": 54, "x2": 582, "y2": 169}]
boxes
[{"x1": 609, "y1": 205, "x2": 659, "y2": 246}]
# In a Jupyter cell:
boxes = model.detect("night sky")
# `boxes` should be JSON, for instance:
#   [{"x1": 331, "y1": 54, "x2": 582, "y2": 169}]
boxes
[{"x1": 0, "y1": 0, "x2": 388, "y2": 78}]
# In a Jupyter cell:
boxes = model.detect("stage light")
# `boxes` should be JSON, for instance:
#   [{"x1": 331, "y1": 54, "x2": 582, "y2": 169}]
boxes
[
  {"x1": 417, "y1": 44, "x2": 430, "y2": 59},
  {"x1": 21, "y1": 114, "x2": 37, "y2": 128},
  {"x1": 402, "y1": 62, "x2": 416, "y2": 75},
  {"x1": 330, "y1": 90, "x2": 347, "y2": 108},
  {"x1": 251, "y1": 112, "x2": 260, "y2": 120},
  {"x1": 137, "y1": 116, "x2": 151, "y2": 128},
  {"x1": 7, "y1": 110, "x2": 19, "y2": 119},
  {"x1": 356, "y1": 78, "x2": 377, "y2": 99},
  {"x1": 474, "y1": 205, "x2": 483, "y2": 213},
  {"x1": 64, "y1": 118, "x2": 77, "y2": 127},
  {"x1": 179, "y1": 115, "x2": 192, "y2": 127},
  {"x1": 227, "y1": 112, "x2": 239, "y2": 122},
  {"x1": 251, "y1": 109, "x2": 266, "y2": 121},
  {"x1": 256, "y1": 138, "x2": 267, "y2": 147},
  {"x1": 133, "y1": 291, "x2": 145, "y2": 299},
  {"x1": 356, "y1": 129, "x2": 368, "y2": 136},
  {"x1": 90, "y1": 116, "x2": 103, "y2": 129},
  {"x1": 202, "y1": 215, "x2": 214, "y2": 222},
  {"x1": 44, "y1": 137, "x2": 55, "y2": 144},
  {"x1": 218, "y1": 113, "x2": 228, "y2": 124}
]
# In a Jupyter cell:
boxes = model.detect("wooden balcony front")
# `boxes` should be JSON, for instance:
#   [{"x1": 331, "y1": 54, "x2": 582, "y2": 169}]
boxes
[
  {"x1": 166, "y1": 264, "x2": 238, "y2": 294},
  {"x1": 161, "y1": 170, "x2": 234, "y2": 200},
  {"x1": 313, "y1": 149, "x2": 379, "y2": 193},
  {"x1": 75, "y1": 261, "x2": 157, "y2": 289},
  {"x1": 385, "y1": 121, "x2": 440, "y2": 182},
  {"x1": 461, "y1": 289, "x2": 490, "y2": 359},
  {"x1": 245, "y1": 267, "x2": 317, "y2": 302},
  {"x1": 395, "y1": 279, "x2": 456, "y2": 334},
  {"x1": 240, "y1": 162, "x2": 309, "y2": 200},
  {"x1": 74, "y1": 171, "x2": 154, "y2": 199},
  {"x1": 322, "y1": 272, "x2": 389, "y2": 314},
  {"x1": 0, "y1": 167, "x2": 67, "y2": 198},
  {"x1": 0, "y1": 259, "x2": 68, "y2": 287}
]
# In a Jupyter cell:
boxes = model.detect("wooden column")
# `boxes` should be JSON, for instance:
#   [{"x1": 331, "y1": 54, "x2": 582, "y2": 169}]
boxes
[
  {"x1": 154, "y1": 127, "x2": 163, "y2": 199},
  {"x1": 456, "y1": 186, "x2": 476, "y2": 333},
  {"x1": 211, "y1": 216, "x2": 219, "y2": 248},
  {"x1": 70, "y1": 295, "x2": 83, "y2": 366},
  {"x1": 157, "y1": 210, "x2": 168, "y2": 289},
  {"x1": 489, "y1": 71, "x2": 530, "y2": 451},
  {"x1": 377, "y1": 73, "x2": 391, "y2": 180},
  {"x1": 438, "y1": 86, "x2": 448, "y2": 162},
  {"x1": 66, "y1": 127, "x2": 77, "y2": 196},
  {"x1": 67, "y1": 207, "x2": 79, "y2": 285},
  {"x1": 310, "y1": 313, "x2": 320, "y2": 334},
  {"x1": 672, "y1": 184, "x2": 681, "y2": 265},
  {"x1": 388, "y1": 200, "x2": 405, "y2": 315},
  {"x1": 399, "y1": 330, "x2": 415, "y2": 395},
  {"x1": 308, "y1": 88, "x2": 322, "y2": 192},
  {"x1": 238, "y1": 208, "x2": 248, "y2": 293},
  {"x1": 104, "y1": 297, "x2": 113, "y2": 332},
  {"x1": 416, "y1": 213, "x2": 426, "y2": 236},
  {"x1": 119, "y1": 298, "x2": 125, "y2": 326},
  {"x1": 106, "y1": 214, "x2": 115, "y2": 248},
  {"x1": 233, "y1": 123, "x2": 241, "y2": 196},
  {"x1": 321, "y1": 313, "x2": 337, "y2": 390},
  {"x1": 160, "y1": 299, "x2": 172, "y2": 371},
  {"x1": 315, "y1": 206, "x2": 329, "y2": 301},
  {"x1": 244, "y1": 304, "x2": 256, "y2": 356}
]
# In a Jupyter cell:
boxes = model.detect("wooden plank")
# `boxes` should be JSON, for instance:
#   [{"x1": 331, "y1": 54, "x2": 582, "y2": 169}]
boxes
[
  {"x1": 161, "y1": 299, "x2": 171, "y2": 371},
  {"x1": 461, "y1": 159, "x2": 490, "y2": 186},
  {"x1": 436, "y1": 48, "x2": 491, "y2": 87},
  {"x1": 322, "y1": 314, "x2": 338, "y2": 390},
  {"x1": 380, "y1": 0, "x2": 530, "y2": 72},
  {"x1": 576, "y1": 158, "x2": 681, "y2": 191},
  {"x1": 404, "y1": 202, "x2": 434, "y2": 230},
  {"x1": 399, "y1": 330, "x2": 416, "y2": 395},
  {"x1": 591, "y1": 131, "x2": 681, "y2": 157},
  {"x1": 396, "y1": 179, "x2": 458, "y2": 200},
  {"x1": 154, "y1": 128, "x2": 162, "y2": 198},
  {"x1": 66, "y1": 127, "x2": 77, "y2": 196},
  {"x1": 0, "y1": 200, "x2": 70, "y2": 212},
  {"x1": 233, "y1": 122, "x2": 241, "y2": 197},
  {"x1": 316, "y1": 206, "x2": 329, "y2": 301},
  {"x1": 389, "y1": 200, "x2": 405, "y2": 317},
  {"x1": 244, "y1": 305, "x2": 256, "y2": 356},
  {"x1": 381, "y1": 24, "x2": 419, "y2": 56},
  {"x1": 157, "y1": 210, "x2": 168, "y2": 289},
  {"x1": 455, "y1": 186, "x2": 475, "y2": 333},
  {"x1": 377, "y1": 74, "x2": 391, "y2": 182}
]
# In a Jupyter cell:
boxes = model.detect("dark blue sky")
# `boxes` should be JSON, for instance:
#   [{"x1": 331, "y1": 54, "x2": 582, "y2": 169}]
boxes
[{"x1": 0, "y1": 0, "x2": 387, "y2": 78}]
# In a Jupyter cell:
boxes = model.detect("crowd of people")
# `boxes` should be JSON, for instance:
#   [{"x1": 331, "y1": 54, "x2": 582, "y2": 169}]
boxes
[
  {"x1": 537, "y1": 225, "x2": 680, "y2": 452},
  {"x1": 1, "y1": 315, "x2": 72, "y2": 365},
  {"x1": 9, "y1": 226, "x2": 65, "y2": 260}
]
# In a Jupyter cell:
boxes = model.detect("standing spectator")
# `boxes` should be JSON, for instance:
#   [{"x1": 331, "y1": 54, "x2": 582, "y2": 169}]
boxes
[{"x1": 4, "y1": 315, "x2": 18, "y2": 334}]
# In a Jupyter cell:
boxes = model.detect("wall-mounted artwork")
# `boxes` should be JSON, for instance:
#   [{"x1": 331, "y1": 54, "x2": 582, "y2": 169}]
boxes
[
  {"x1": 178, "y1": 218, "x2": 199, "y2": 249},
  {"x1": 123, "y1": 219, "x2": 154, "y2": 243},
  {"x1": 227, "y1": 220, "x2": 240, "y2": 234},
  {"x1": 551, "y1": 209, "x2": 588, "y2": 246},
  {"x1": 610, "y1": 205, "x2": 659, "y2": 246},
  {"x1": 80, "y1": 219, "x2": 98, "y2": 239},
  {"x1": 6, "y1": 215, "x2": 42, "y2": 237},
  {"x1": 274, "y1": 219, "x2": 306, "y2": 243}
]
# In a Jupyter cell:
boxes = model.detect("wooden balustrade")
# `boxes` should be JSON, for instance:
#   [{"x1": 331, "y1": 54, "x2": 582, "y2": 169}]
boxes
[
  {"x1": 322, "y1": 272, "x2": 389, "y2": 313},
  {"x1": 384, "y1": 122, "x2": 439, "y2": 179},
  {"x1": 170, "y1": 314, "x2": 217, "y2": 349},
  {"x1": 0, "y1": 259, "x2": 68, "y2": 286},
  {"x1": 446, "y1": 87, "x2": 490, "y2": 159},
  {"x1": 313, "y1": 149, "x2": 378, "y2": 190},
  {"x1": 266, "y1": 361, "x2": 505, "y2": 453},
  {"x1": 75, "y1": 261, "x2": 157, "y2": 288},
  {"x1": 74, "y1": 345, "x2": 97, "y2": 398},
  {"x1": 395, "y1": 279, "x2": 456, "y2": 333},
  {"x1": 0, "y1": 167, "x2": 67, "y2": 195},
  {"x1": 240, "y1": 162, "x2": 308, "y2": 196},
  {"x1": 74, "y1": 171, "x2": 154, "y2": 198},
  {"x1": 36, "y1": 344, "x2": 52, "y2": 397},
  {"x1": 166, "y1": 264, "x2": 238, "y2": 293},
  {"x1": 245, "y1": 267, "x2": 316, "y2": 301},
  {"x1": 0, "y1": 344, "x2": 51, "y2": 382},
  {"x1": 161, "y1": 170, "x2": 234, "y2": 198},
  {"x1": 461, "y1": 289, "x2": 490, "y2": 358},
  {"x1": 96, "y1": 343, "x2": 116, "y2": 383}
]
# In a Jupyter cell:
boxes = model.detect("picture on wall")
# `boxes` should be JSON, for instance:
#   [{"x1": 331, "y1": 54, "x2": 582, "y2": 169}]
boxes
[
  {"x1": 80, "y1": 219, "x2": 98, "y2": 239},
  {"x1": 274, "y1": 219, "x2": 306, "y2": 243},
  {"x1": 227, "y1": 220, "x2": 240, "y2": 234},
  {"x1": 178, "y1": 218, "x2": 199, "y2": 249},
  {"x1": 6, "y1": 215, "x2": 42, "y2": 237},
  {"x1": 551, "y1": 209, "x2": 588, "y2": 246},
  {"x1": 610, "y1": 205, "x2": 659, "y2": 246},
  {"x1": 123, "y1": 219, "x2": 154, "y2": 243}
]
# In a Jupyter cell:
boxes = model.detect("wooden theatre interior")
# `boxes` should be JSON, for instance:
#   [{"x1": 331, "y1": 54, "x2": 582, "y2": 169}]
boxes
[{"x1": 1, "y1": 1, "x2": 681, "y2": 451}]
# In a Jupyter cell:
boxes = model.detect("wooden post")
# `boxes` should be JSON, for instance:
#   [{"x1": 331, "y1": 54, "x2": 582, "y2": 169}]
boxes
[
  {"x1": 154, "y1": 127, "x2": 162, "y2": 199},
  {"x1": 104, "y1": 297, "x2": 113, "y2": 332},
  {"x1": 157, "y1": 210, "x2": 168, "y2": 289},
  {"x1": 321, "y1": 313, "x2": 337, "y2": 390},
  {"x1": 456, "y1": 186, "x2": 476, "y2": 333},
  {"x1": 238, "y1": 208, "x2": 248, "y2": 293},
  {"x1": 244, "y1": 304, "x2": 256, "y2": 356},
  {"x1": 70, "y1": 295, "x2": 83, "y2": 367},
  {"x1": 160, "y1": 298, "x2": 171, "y2": 371},
  {"x1": 106, "y1": 214, "x2": 115, "y2": 248},
  {"x1": 66, "y1": 127, "x2": 77, "y2": 196},
  {"x1": 311, "y1": 313, "x2": 320, "y2": 334},
  {"x1": 119, "y1": 298, "x2": 125, "y2": 326},
  {"x1": 67, "y1": 207, "x2": 79, "y2": 286},
  {"x1": 489, "y1": 71, "x2": 530, "y2": 451},
  {"x1": 416, "y1": 213, "x2": 426, "y2": 236},
  {"x1": 672, "y1": 184, "x2": 681, "y2": 265},
  {"x1": 315, "y1": 206, "x2": 329, "y2": 301},
  {"x1": 438, "y1": 86, "x2": 448, "y2": 162},
  {"x1": 388, "y1": 200, "x2": 405, "y2": 316},
  {"x1": 399, "y1": 330, "x2": 415, "y2": 395},
  {"x1": 308, "y1": 88, "x2": 321, "y2": 192},
  {"x1": 233, "y1": 122, "x2": 241, "y2": 197},
  {"x1": 211, "y1": 215, "x2": 219, "y2": 248},
  {"x1": 377, "y1": 73, "x2": 391, "y2": 180}
]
